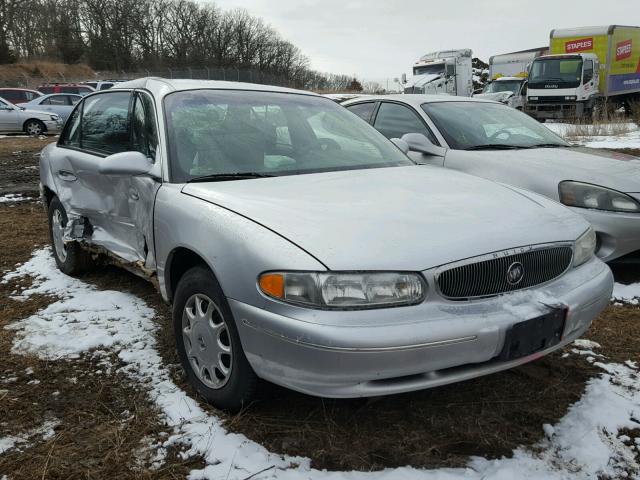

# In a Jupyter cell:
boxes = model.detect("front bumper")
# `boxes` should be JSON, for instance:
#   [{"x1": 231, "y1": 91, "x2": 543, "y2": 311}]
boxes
[
  {"x1": 231, "y1": 257, "x2": 613, "y2": 398},
  {"x1": 43, "y1": 119, "x2": 62, "y2": 134},
  {"x1": 524, "y1": 101, "x2": 588, "y2": 120},
  {"x1": 571, "y1": 206, "x2": 640, "y2": 262}
]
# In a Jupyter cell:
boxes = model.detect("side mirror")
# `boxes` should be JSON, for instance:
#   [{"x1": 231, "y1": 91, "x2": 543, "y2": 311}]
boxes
[
  {"x1": 401, "y1": 133, "x2": 446, "y2": 157},
  {"x1": 390, "y1": 138, "x2": 409, "y2": 154},
  {"x1": 99, "y1": 151, "x2": 152, "y2": 176},
  {"x1": 401, "y1": 73, "x2": 407, "y2": 84}
]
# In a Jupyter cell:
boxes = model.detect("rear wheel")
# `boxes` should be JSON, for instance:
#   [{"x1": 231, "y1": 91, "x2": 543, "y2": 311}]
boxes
[
  {"x1": 24, "y1": 119, "x2": 45, "y2": 136},
  {"x1": 173, "y1": 266, "x2": 258, "y2": 411},
  {"x1": 47, "y1": 196, "x2": 93, "y2": 275}
]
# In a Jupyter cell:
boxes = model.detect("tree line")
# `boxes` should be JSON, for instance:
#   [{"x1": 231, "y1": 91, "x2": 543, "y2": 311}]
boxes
[{"x1": 0, "y1": 0, "x2": 360, "y2": 90}]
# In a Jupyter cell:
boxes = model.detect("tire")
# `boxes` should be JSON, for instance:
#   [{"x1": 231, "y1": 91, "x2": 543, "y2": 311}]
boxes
[
  {"x1": 48, "y1": 196, "x2": 93, "y2": 275},
  {"x1": 173, "y1": 266, "x2": 258, "y2": 411},
  {"x1": 24, "y1": 119, "x2": 45, "y2": 136}
]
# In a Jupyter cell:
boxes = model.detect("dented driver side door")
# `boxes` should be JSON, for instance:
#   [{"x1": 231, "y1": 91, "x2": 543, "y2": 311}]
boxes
[{"x1": 51, "y1": 90, "x2": 161, "y2": 269}]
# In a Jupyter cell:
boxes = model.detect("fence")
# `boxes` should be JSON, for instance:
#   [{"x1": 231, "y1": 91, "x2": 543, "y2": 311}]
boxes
[{"x1": 1, "y1": 66, "x2": 300, "y2": 90}]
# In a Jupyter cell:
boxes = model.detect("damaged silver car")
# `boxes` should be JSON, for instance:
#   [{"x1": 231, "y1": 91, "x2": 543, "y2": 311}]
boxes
[{"x1": 40, "y1": 78, "x2": 613, "y2": 411}]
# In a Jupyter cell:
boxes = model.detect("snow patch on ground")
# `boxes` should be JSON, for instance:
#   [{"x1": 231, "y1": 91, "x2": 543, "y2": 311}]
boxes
[
  {"x1": 4, "y1": 248, "x2": 640, "y2": 479},
  {"x1": 545, "y1": 122, "x2": 640, "y2": 149},
  {"x1": 0, "y1": 419, "x2": 59, "y2": 455},
  {"x1": 0, "y1": 193, "x2": 27, "y2": 204},
  {"x1": 613, "y1": 282, "x2": 640, "y2": 304}
]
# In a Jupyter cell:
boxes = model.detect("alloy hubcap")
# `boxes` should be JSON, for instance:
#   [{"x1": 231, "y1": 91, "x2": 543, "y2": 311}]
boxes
[
  {"x1": 182, "y1": 294, "x2": 232, "y2": 389},
  {"x1": 27, "y1": 122, "x2": 42, "y2": 135},
  {"x1": 51, "y1": 209, "x2": 67, "y2": 262}
]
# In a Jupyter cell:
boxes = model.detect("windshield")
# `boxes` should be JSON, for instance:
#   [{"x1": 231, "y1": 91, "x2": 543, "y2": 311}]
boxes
[
  {"x1": 482, "y1": 80, "x2": 522, "y2": 94},
  {"x1": 529, "y1": 58, "x2": 583, "y2": 89},
  {"x1": 413, "y1": 64, "x2": 445, "y2": 76},
  {"x1": 164, "y1": 90, "x2": 412, "y2": 182},
  {"x1": 421, "y1": 101, "x2": 569, "y2": 150}
]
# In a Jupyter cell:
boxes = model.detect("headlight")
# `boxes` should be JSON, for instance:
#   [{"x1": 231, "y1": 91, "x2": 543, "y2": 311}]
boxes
[
  {"x1": 559, "y1": 181, "x2": 640, "y2": 213},
  {"x1": 50, "y1": 114, "x2": 60, "y2": 121},
  {"x1": 573, "y1": 227, "x2": 596, "y2": 267},
  {"x1": 258, "y1": 271, "x2": 426, "y2": 309},
  {"x1": 564, "y1": 96, "x2": 577, "y2": 101},
  {"x1": 529, "y1": 96, "x2": 538, "y2": 101}
]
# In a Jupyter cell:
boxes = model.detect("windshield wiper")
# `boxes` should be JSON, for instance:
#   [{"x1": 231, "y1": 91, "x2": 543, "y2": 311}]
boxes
[
  {"x1": 527, "y1": 143, "x2": 568, "y2": 149},
  {"x1": 187, "y1": 172, "x2": 274, "y2": 183},
  {"x1": 464, "y1": 144, "x2": 529, "y2": 151}
]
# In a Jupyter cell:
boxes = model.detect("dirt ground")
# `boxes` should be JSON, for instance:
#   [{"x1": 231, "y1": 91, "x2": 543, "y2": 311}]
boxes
[{"x1": 0, "y1": 136, "x2": 639, "y2": 477}]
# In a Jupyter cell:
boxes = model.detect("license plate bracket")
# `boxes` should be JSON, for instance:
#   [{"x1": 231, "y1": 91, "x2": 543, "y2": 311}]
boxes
[{"x1": 499, "y1": 308, "x2": 567, "y2": 361}]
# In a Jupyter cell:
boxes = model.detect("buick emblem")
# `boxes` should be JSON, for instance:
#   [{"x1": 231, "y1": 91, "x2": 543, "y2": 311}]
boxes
[{"x1": 506, "y1": 262, "x2": 524, "y2": 286}]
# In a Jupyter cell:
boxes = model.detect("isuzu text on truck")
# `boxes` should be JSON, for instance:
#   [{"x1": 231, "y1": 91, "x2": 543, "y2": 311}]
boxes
[
  {"x1": 525, "y1": 25, "x2": 640, "y2": 121},
  {"x1": 400, "y1": 49, "x2": 473, "y2": 96}
]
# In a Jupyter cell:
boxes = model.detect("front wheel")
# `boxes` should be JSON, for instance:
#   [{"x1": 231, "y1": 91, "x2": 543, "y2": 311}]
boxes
[
  {"x1": 173, "y1": 266, "x2": 258, "y2": 411},
  {"x1": 48, "y1": 196, "x2": 93, "y2": 275},
  {"x1": 24, "y1": 119, "x2": 45, "y2": 136}
]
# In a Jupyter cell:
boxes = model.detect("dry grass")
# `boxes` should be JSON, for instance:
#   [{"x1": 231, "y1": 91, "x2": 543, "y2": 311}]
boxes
[
  {"x1": 628, "y1": 100, "x2": 640, "y2": 127},
  {"x1": 0, "y1": 62, "x2": 95, "y2": 88},
  {"x1": 562, "y1": 115, "x2": 634, "y2": 139}
]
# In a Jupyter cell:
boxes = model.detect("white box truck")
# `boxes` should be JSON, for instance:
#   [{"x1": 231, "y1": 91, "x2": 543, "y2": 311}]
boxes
[
  {"x1": 525, "y1": 25, "x2": 640, "y2": 121},
  {"x1": 475, "y1": 48, "x2": 548, "y2": 110},
  {"x1": 401, "y1": 49, "x2": 473, "y2": 96}
]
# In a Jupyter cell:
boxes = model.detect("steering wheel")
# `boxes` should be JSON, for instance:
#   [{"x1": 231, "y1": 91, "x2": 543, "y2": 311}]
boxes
[
  {"x1": 488, "y1": 129, "x2": 512, "y2": 142},
  {"x1": 314, "y1": 138, "x2": 341, "y2": 152}
]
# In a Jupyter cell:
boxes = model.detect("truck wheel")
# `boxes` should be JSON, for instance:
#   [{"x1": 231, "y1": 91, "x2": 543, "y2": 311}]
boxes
[
  {"x1": 48, "y1": 196, "x2": 93, "y2": 275},
  {"x1": 24, "y1": 119, "x2": 45, "y2": 136},
  {"x1": 173, "y1": 266, "x2": 258, "y2": 412}
]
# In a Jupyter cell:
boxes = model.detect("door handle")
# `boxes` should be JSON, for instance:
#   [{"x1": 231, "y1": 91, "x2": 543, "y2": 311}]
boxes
[
  {"x1": 129, "y1": 189, "x2": 139, "y2": 201},
  {"x1": 57, "y1": 170, "x2": 77, "y2": 182}
]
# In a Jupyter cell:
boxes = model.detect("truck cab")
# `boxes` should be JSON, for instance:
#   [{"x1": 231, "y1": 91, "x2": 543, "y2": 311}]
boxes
[
  {"x1": 402, "y1": 49, "x2": 473, "y2": 96},
  {"x1": 525, "y1": 53, "x2": 600, "y2": 120}
]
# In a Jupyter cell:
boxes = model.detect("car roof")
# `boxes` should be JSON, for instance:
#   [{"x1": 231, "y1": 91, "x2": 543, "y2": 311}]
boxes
[
  {"x1": 113, "y1": 77, "x2": 320, "y2": 99},
  {"x1": 0, "y1": 87, "x2": 40, "y2": 92},
  {"x1": 341, "y1": 94, "x2": 498, "y2": 108}
]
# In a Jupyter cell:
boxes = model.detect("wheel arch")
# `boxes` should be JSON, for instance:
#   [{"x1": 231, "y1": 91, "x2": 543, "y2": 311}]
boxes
[{"x1": 165, "y1": 246, "x2": 217, "y2": 303}]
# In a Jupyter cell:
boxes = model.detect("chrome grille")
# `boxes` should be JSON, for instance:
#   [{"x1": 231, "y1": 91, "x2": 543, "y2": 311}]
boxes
[{"x1": 436, "y1": 245, "x2": 573, "y2": 300}]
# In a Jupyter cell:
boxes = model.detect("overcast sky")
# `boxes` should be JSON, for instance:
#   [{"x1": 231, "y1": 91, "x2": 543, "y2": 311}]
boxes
[{"x1": 210, "y1": 0, "x2": 638, "y2": 83}]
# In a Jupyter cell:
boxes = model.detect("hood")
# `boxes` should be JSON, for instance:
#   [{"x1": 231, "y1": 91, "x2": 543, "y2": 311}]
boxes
[
  {"x1": 474, "y1": 91, "x2": 514, "y2": 103},
  {"x1": 456, "y1": 147, "x2": 640, "y2": 194},
  {"x1": 182, "y1": 166, "x2": 587, "y2": 271}
]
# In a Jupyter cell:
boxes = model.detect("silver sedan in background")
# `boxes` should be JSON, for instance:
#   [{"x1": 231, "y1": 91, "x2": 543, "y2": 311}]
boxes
[
  {"x1": 39, "y1": 79, "x2": 612, "y2": 410},
  {"x1": 342, "y1": 95, "x2": 640, "y2": 263},
  {"x1": 21, "y1": 93, "x2": 82, "y2": 122},
  {"x1": 0, "y1": 96, "x2": 62, "y2": 135}
]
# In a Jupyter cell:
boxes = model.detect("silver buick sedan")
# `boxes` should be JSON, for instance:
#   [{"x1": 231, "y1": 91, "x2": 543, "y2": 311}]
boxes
[
  {"x1": 39, "y1": 78, "x2": 613, "y2": 410},
  {"x1": 342, "y1": 95, "x2": 640, "y2": 263}
]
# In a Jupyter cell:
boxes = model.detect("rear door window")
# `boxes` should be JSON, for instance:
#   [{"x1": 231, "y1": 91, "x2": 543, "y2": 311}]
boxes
[
  {"x1": 373, "y1": 102, "x2": 438, "y2": 144},
  {"x1": 345, "y1": 102, "x2": 376, "y2": 122}
]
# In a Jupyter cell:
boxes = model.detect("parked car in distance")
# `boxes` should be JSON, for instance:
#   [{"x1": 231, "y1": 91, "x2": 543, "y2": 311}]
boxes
[
  {"x1": 81, "y1": 80, "x2": 126, "y2": 91},
  {"x1": 40, "y1": 78, "x2": 613, "y2": 411},
  {"x1": 0, "y1": 88, "x2": 43, "y2": 105},
  {"x1": 342, "y1": 95, "x2": 640, "y2": 263},
  {"x1": 37, "y1": 83, "x2": 95, "y2": 96},
  {"x1": 21, "y1": 93, "x2": 82, "y2": 122},
  {"x1": 0, "y1": 97, "x2": 62, "y2": 135}
]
